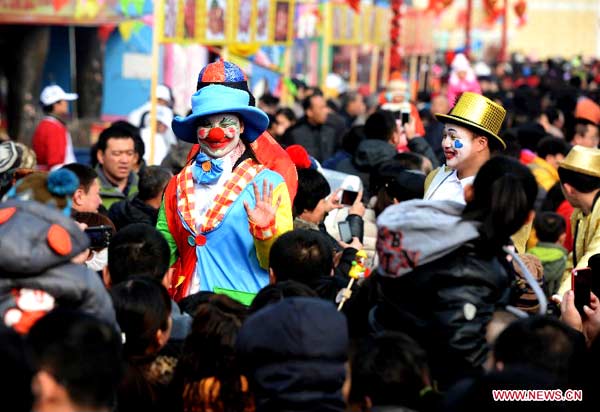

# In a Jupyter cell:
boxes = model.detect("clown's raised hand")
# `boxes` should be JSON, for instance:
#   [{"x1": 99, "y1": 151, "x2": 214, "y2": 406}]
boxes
[{"x1": 244, "y1": 179, "x2": 281, "y2": 228}]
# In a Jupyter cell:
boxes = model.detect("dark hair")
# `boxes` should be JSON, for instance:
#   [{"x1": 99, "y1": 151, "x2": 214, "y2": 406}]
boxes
[
  {"x1": 110, "y1": 121, "x2": 145, "y2": 164},
  {"x1": 61, "y1": 163, "x2": 98, "y2": 192},
  {"x1": 42, "y1": 103, "x2": 56, "y2": 114},
  {"x1": 364, "y1": 110, "x2": 397, "y2": 142},
  {"x1": 340, "y1": 91, "x2": 360, "y2": 110},
  {"x1": 97, "y1": 123, "x2": 137, "y2": 153},
  {"x1": 493, "y1": 316, "x2": 586, "y2": 383},
  {"x1": 341, "y1": 126, "x2": 365, "y2": 155},
  {"x1": 266, "y1": 113, "x2": 276, "y2": 129},
  {"x1": 558, "y1": 167, "x2": 600, "y2": 193},
  {"x1": 534, "y1": 212, "x2": 566, "y2": 243},
  {"x1": 107, "y1": 223, "x2": 171, "y2": 284},
  {"x1": 249, "y1": 280, "x2": 318, "y2": 314},
  {"x1": 394, "y1": 152, "x2": 425, "y2": 171},
  {"x1": 0, "y1": 328, "x2": 34, "y2": 412},
  {"x1": 110, "y1": 277, "x2": 171, "y2": 361},
  {"x1": 275, "y1": 107, "x2": 297, "y2": 124},
  {"x1": 372, "y1": 165, "x2": 425, "y2": 216},
  {"x1": 28, "y1": 309, "x2": 122, "y2": 410},
  {"x1": 544, "y1": 106, "x2": 561, "y2": 124},
  {"x1": 173, "y1": 294, "x2": 251, "y2": 412},
  {"x1": 350, "y1": 332, "x2": 430, "y2": 409},
  {"x1": 302, "y1": 93, "x2": 321, "y2": 112},
  {"x1": 293, "y1": 168, "x2": 331, "y2": 217},
  {"x1": 269, "y1": 229, "x2": 333, "y2": 283},
  {"x1": 541, "y1": 182, "x2": 566, "y2": 212},
  {"x1": 462, "y1": 156, "x2": 537, "y2": 249},
  {"x1": 259, "y1": 93, "x2": 279, "y2": 107},
  {"x1": 536, "y1": 136, "x2": 570, "y2": 159},
  {"x1": 137, "y1": 166, "x2": 172, "y2": 201}
]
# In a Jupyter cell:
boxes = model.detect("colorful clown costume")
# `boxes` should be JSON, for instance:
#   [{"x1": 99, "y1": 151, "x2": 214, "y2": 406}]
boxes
[{"x1": 157, "y1": 80, "x2": 293, "y2": 303}]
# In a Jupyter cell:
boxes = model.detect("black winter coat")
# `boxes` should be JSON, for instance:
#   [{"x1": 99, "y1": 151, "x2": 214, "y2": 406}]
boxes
[{"x1": 349, "y1": 240, "x2": 514, "y2": 389}]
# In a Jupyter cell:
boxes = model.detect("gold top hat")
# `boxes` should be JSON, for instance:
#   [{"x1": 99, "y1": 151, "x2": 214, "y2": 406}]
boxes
[
  {"x1": 435, "y1": 92, "x2": 507, "y2": 149},
  {"x1": 559, "y1": 145, "x2": 600, "y2": 178}
]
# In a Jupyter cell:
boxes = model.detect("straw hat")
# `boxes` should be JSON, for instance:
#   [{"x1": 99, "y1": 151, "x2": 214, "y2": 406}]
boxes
[
  {"x1": 435, "y1": 92, "x2": 507, "y2": 149},
  {"x1": 559, "y1": 145, "x2": 600, "y2": 178}
]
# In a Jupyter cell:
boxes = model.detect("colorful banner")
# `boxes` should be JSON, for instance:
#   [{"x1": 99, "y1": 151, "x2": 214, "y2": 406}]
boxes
[
  {"x1": 0, "y1": 0, "x2": 149, "y2": 23},
  {"x1": 159, "y1": 0, "x2": 295, "y2": 46}
]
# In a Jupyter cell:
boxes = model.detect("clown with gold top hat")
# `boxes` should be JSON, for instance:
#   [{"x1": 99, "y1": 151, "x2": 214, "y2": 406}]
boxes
[
  {"x1": 157, "y1": 61, "x2": 294, "y2": 303},
  {"x1": 424, "y1": 92, "x2": 507, "y2": 205}
]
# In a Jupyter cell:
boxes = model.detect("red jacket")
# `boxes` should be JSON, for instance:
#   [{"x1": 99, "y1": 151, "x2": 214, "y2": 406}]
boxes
[{"x1": 32, "y1": 117, "x2": 68, "y2": 171}]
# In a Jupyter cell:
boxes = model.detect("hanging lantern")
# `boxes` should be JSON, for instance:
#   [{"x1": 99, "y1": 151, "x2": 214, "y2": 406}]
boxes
[
  {"x1": 483, "y1": 0, "x2": 503, "y2": 24},
  {"x1": 390, "y1": 0, "x2": 403, "y2": 71},
  {"x1": 514, "y1": 0, "x2": 527, "y2": 27},
  {"x1": 427, "y1": 0, "x2": 452, "y2": 15}
]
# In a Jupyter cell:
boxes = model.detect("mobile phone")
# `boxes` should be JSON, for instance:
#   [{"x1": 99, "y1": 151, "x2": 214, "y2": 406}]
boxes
[
  {"x1": 341, "y1": 190, "x2": 359, "y2": 206},
  {"x1": 572, "y1": 267, "x2": 592, "y2": 315},
  {"x1": 85, "y1": 225, "x2": 113, "y2": 249},
  {"x1": 401, "y1": 110, "x2": 410, "y2": 125},
  {"x1": 588, "y1": 254, "x2": 600, "y2": 298},
  {"x1": 338, "y1": 221, "x2": 353, "y2": 243}
]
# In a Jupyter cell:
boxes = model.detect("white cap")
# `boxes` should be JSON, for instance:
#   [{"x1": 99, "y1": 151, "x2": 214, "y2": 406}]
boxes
[
  {"x1": 40, "y1": 85, "x2": 78, "y2": 106},
  {"x1": 156, "y1": 84, "x2": 172, "y2": 103}
]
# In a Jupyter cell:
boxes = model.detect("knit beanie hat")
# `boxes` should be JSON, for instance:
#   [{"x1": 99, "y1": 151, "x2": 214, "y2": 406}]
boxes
[{"x1": 3, "y1": 169, "x2": 79, "y2": 216}]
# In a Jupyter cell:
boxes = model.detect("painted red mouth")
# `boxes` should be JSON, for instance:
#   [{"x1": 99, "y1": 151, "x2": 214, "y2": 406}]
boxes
[{"x1": 444, "y1": 150, "x2": 456, "y2": 160}]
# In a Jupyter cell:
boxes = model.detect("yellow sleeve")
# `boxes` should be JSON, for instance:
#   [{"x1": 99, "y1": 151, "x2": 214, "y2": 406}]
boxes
[
  {"x1": 531, "y1": 167, "x2": 557, "y2": 192},
  {"x1": 254, "y1": 182, "x2": 293, "y2": 269},
  {"x1": 511, "y1": 220, "x2": 532, "y2": 255},
  {"x1": 423, "y1": 167, "x2": 441, "y2": 195}
]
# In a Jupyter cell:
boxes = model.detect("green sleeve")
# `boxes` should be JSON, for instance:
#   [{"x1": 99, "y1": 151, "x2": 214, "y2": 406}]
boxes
[{"x1": 156, "y1": 200, "x2": 178, "y2": 267}]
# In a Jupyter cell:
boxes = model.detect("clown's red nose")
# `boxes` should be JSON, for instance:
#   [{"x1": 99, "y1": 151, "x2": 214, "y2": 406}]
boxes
[{"x1": 207, "y1": 127, "x2": 225, "y2": 141}]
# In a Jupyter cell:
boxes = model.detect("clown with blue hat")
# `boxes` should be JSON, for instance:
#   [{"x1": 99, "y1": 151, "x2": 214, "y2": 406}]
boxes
[{"x1": 157, "y1": 61, "x2": 293, "y2": 303}]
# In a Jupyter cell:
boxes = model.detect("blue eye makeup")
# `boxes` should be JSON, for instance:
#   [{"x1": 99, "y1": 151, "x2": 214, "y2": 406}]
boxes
[{"x1": 454, "y1": 140, "x2": 464, "y2": 149}]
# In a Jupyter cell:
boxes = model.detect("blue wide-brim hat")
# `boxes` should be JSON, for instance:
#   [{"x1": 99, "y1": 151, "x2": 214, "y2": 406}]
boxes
[{"x1": 172, "y1": 84, "x2": 269, "y2": 144}]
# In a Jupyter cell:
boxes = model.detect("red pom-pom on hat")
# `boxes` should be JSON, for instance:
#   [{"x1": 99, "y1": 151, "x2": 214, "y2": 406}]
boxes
[{"x1": 286, "y1": 145, "x2": 312, "y2": 169}]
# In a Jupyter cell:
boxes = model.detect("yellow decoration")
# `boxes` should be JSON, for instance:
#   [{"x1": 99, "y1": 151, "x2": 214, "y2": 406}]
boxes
[
  {"x1": 75, "y1": 0, "x2": 101, "y2": 19},
  {"x1": 118, "y1": 20, "x2": 136, "y2": 41},
  {"x1": 228, "y1": 42, "x2": 261, "y2": 57}
]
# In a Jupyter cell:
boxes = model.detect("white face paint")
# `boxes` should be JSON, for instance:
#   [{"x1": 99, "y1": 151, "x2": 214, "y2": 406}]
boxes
[
  {"x1": 441, "y1": 124, "x2": 474, "y2": 169},
  {"x1": 196, "y1": 114, "x2": 244, "y2": 158}
]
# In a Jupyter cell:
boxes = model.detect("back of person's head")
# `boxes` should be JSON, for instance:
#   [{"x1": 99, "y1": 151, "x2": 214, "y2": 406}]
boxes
[
  {"x1": 499, "y1": 128, "x2": 522, "y2": 159},
  {"x1": 276, "y1": 107, "x2": 296, "y2": 123},
  {"x1": 516, "y1": 122, "x2": 547, "y2": 151},
  {"x1": 543, "y1": 106, "x2": 562, "y2": 124},
  {"x1": 364, "y1": 110, "x2": 397, "y2": 141},
  {"x1": 175, "y1": 294, "x2": 251, "y2": 412},
  {"x1": 249, "y1": 280, "x2": 318, "y2": 314},
  {"x1": 293, "y1": 168, "x2": 331, "y2": 217},
  {"x1": 27, "y1": 309, "x2": 122, "y2": 411},
  {"x1": 236, "y1": 297, "x2": 348, "y2": 412},
  {"x1": 350, "y1": 332, "x2": 430, "y2": 410},
  {"x1": 341, "y1": 125, "x2": 365, "y2": 155},
  {"x1": 178, "y1": 294, "x2": 247, "y2": 378},
  {"x1": 463, "y1": 156, "x2": 537, "y2": 248},
  {"x1": 269, "y1": 229, "x2": 333, "y2": 283},
  {"x1": 372, "y1": 165, "x2": 425, "y2": 216},
  {"x1": 61, "y1": 163, "x2": 98, "y2": 192},
  {"x1": 97, "y1": 123, "x2": 137, "y2": 153},
  {"x1": 107, "y1": 223, "x2": 170, "y2": 285},
  {"x1": 493, "y1": 316, "x2": 586, "y2": 384},
  {"x1": 110, "y1": 277, "x2": 172, "y2": 360},
  {"x1": 536, "y1": 136, "x2": 570, "y2": 159},
  {"x1": 558, "y1": 167, "x2": 600, "y2": 193},
  {"x1": 393, "y1": 152, "x2": 426, "y2": 171},
  {"x1": 0, "y1": 327, "x2": 33, "y2": 412},
  {"x1": 137, "y1": 166, "x2": 172, "y2": 202},
  {"x1": 534, "y1": 212, "x2": 566, "y2": 243}
]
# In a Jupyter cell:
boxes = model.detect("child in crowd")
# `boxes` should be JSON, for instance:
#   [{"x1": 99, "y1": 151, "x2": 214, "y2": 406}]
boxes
[
  {"x1": 528, "y1": 212, "x2": 568, "y2": 297},
  {"x1": 111, "y1": 277, "x2": 174, "y2": 412}
]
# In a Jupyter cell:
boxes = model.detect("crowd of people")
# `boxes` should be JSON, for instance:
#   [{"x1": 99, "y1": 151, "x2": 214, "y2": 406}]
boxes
[{"x1": 2, "y1": 54, "x2": 600, "y2": 411}]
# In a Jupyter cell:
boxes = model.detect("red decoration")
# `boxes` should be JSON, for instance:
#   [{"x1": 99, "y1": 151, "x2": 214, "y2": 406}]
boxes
[
  {"x1": 514, "y1": 0, "x2": 527, "y2": 27},
  {"x1": 389, "y1": 0, "x2": 403, "y2": 72},
  {"x1": 98, "y1": 25, "x2": 116, "y2": 43},
  {"x1": 346, "y1": 0, "x2": 360, "y2": 13},
  {"x1": 483, "y1": 0, "x2": 503, "y2": 25},
  {"x1": 195, "y1": 234, "x2": 207, "y2": 246},
  {"x1": 52, "y1": 0, "x2": 68, "y2": 11},
  {"x1": 428, "y1": 0, "x2": 452, "y2": 15}
]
